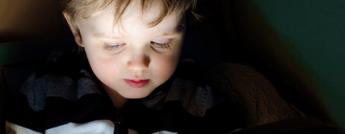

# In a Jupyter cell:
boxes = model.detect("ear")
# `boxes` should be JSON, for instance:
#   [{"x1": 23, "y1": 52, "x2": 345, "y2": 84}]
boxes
[{"x1": 63, "y1": 12, "x2": 83, "y2": 47}]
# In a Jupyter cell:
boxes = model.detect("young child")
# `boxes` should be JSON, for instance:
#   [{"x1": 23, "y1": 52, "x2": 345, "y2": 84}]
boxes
[
  {"x1": 61, "y1": 0, "x2": 195, "y2": 109},
  {"x1": 4, "y1": 0, "x2": 304, "y2": 133}
]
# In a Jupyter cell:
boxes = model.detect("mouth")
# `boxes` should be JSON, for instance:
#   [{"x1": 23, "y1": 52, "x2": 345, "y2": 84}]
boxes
[{"x1": 124, "y1": 79, "x2": 150, "y2": 88}]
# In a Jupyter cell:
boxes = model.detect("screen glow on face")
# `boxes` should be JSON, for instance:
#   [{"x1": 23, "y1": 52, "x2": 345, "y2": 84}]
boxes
[{"x1": 74, "y1": 1, "x2": 184, "y2": 103}]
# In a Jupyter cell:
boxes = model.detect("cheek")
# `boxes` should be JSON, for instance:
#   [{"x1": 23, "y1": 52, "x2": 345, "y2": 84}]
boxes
[
  {"x1": 151, "y1": 54, "x2": 179, "y2": 81},
  {"x1": 152, "y1": 43, "x2": 182, "y2": 80},
  {"x1": 83, "y1": 46, "x2": 121, "y2": 83}
]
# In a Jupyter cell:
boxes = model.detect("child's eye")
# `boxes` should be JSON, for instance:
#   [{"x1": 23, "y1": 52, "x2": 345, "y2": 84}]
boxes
[
  {"x1": 150, "y1": 41, "x2": 171, "y2": 51},
  {"x1": 104, "y1": 43, "x2": 126, "y2": 53}
]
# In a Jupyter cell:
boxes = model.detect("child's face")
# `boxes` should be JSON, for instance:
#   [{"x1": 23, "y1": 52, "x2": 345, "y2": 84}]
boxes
[{"x1": 66, "y1": 1, "x2": 184, "y2": 100}]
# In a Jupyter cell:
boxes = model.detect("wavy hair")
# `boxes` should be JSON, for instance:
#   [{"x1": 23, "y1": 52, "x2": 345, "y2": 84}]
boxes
[{"x1": 60, "y1": 0, "x2": 197, "y2": 26}]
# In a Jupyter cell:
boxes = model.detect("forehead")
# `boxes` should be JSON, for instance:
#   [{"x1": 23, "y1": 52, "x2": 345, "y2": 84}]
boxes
[{"x1": 77, "y1": 1, "x2": 183, "y2": 37}]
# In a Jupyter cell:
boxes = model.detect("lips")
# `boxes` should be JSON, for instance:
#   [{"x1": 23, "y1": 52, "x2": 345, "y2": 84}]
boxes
[{"x1": 124, "y1": 79, "x2": 149, "y2": 88}]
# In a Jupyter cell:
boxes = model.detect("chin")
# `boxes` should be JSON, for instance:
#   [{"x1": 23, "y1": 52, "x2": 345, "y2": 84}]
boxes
[{"x1": 122, "y1": 91, "x2": 152, "y2": 99}]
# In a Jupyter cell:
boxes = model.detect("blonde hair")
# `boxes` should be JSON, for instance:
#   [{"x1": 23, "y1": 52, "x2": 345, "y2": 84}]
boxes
[{"x1": 60, "y1": 0, "x2": 197, "y2": 25}]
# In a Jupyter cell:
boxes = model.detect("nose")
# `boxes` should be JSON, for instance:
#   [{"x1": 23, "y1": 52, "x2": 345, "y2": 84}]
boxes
[{"x1": 127, "y1": 51, "x2": 150, "y2": 73}]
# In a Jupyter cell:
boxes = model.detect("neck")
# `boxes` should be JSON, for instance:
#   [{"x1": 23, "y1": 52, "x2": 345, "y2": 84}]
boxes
[{"x1": 102, "y1": 85, "x2": 127, "y2": 109}]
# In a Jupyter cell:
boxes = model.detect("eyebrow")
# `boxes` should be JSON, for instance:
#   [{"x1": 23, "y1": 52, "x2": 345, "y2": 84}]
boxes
[
  {"x1": 160, "y1": 32, "x2": 183, "y2": 38},
  {"x1": 94, "y1": 32, "x2": 123, "y2": 39}
]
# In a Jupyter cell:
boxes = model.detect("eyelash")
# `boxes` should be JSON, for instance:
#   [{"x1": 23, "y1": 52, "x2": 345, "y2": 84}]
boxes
[
  {"x1": 104, "y1": 41, "x2": 172, "y2": 53},
  {"x1": 150, "y1": 41, "x2": 171, "y2": 49},
  {"x1": 104, "y1": 43, "x2": 125, "y2": 51}
]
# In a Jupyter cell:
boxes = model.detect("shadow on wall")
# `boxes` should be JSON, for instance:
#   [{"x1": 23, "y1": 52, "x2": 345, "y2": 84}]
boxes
[
  {"x1": 0, "y1": 0, "x2": 67, "y2": 42},
  {"x1": 194, "y1": 0, "x2": 339, "y2": 129},
  {"x1": 224, "y1": 0, "x2": 337, "y2": 128}
]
